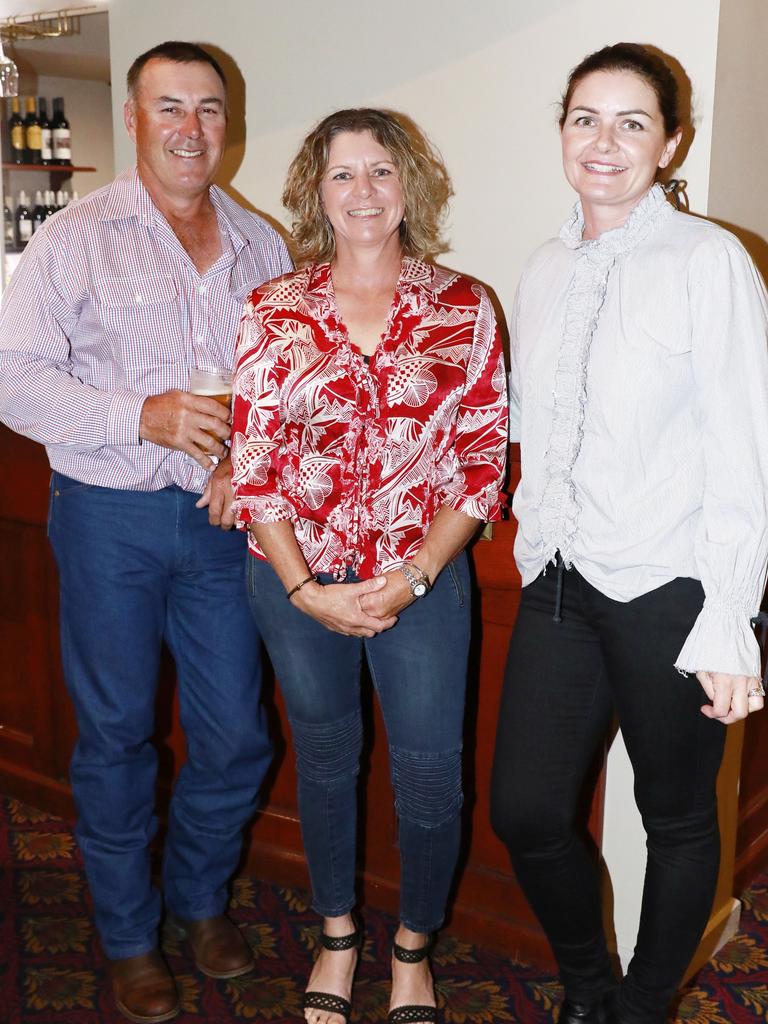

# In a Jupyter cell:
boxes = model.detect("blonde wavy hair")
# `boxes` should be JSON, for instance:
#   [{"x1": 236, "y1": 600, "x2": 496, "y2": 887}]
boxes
[{"x1": 282, "y1": 108, "x2": 452, "y2": 265}]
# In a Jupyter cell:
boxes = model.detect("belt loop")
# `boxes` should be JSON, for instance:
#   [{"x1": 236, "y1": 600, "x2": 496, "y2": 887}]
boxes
[{"x1": 553, "y1": 550, "x2": 565, "y2": 624}]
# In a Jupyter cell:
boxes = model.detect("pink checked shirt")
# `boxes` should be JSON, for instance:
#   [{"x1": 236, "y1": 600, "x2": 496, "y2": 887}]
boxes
[
  {"x1": 231, "y1": 259, "x2": 508, "y2": 579},
  {"x1": 0, "y1": 166, "x2": 292, "y2": 492}
]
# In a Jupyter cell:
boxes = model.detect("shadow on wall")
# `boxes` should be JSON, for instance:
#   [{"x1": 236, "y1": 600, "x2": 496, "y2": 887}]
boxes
[{"x1": 202, "y1": 42, "x2": 289, "y2": 243}]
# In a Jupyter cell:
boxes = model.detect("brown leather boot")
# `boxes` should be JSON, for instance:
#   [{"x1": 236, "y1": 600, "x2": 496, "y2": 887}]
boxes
[
  {"x1": 108, "y1": 950, "x2": 179, "y2": 1024},
  {"x1": 172, "y1": 914, "x2": 255, "y2": 979}
]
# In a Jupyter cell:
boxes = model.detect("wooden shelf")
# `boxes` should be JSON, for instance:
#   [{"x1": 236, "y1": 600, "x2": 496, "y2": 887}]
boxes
[{"x1": 2, "y1": 163, "x2": 96, "y2": 172}]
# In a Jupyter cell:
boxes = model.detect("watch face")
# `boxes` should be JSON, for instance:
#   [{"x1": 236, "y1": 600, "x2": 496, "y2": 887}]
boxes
[{"x1": 413, "y1": 582, "x2": 428, "y2": 598}]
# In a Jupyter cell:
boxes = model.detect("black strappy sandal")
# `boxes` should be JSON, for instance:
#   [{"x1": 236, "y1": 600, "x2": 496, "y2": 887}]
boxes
[
  {"x1": 302, "y1": 923, "x2": 362, "y2": 1023},
  {"x1": 387, "y1": 937, "x2": 439, "y2": 1024}
]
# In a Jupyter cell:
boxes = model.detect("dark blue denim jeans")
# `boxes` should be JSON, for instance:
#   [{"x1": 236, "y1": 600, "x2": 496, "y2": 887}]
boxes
[
  {"x1": 247, "y1": 552, "x2": 471, "y2": 933},
  {"x1": 48, "y1": 473, "x2": 272, "y2": 959}
]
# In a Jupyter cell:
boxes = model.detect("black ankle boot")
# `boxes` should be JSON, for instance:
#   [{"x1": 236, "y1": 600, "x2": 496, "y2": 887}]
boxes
[{"x1": 560, "y1": 988, "x2": 618, "y2": 1023}]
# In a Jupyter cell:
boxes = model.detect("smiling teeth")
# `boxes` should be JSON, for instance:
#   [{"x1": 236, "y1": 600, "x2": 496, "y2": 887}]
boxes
[
  {"x1": 348, "y1": 208, "x2": 383, "y2": 217},
  {"x1": 171, "y1": 149, "x2": 204, "y2": 158},
  {"x1": 584, "y1": 163, "x2": 625, "y2": 173}
]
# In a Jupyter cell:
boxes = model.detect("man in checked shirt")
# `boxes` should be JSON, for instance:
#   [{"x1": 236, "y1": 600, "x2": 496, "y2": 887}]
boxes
[{"x1": 0, "y1": 41, "x2": 292, "y2": 1023}]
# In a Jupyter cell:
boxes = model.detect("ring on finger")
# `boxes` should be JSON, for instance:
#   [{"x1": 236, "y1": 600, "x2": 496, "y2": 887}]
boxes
[{"x1": 748, "y1": 685, "x2": 765, "y2": 699}]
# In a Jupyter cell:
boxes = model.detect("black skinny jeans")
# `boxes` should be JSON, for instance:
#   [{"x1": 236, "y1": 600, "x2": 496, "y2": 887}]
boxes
[{"x1": 490, "y1": 566, "x2": 726, "y2": 1024}]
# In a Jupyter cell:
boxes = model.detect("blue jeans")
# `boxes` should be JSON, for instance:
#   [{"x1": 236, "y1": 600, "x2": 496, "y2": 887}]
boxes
[
  {"x1": 246, "y1": 553, "x2": 471, "y2": 933},
  {"x1": 48, "y1": 473, "x2": 272, "y2": 960}
]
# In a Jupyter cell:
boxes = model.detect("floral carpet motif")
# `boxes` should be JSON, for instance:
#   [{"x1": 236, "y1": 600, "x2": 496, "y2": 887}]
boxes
[{"x1": 1, "y1": 795, "x2": 767, "y2": 1022}]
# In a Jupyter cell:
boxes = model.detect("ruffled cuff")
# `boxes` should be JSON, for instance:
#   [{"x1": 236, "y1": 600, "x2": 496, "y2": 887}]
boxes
[
  {"x1": 675, "y1": 602, "x2": 762, "y2": 678},
  {"x1": 232, "y1": 493, "x2": 294, "y2": 529},
  {"x1": 441, "y1": 481, "x2": 503, "y2": 523}
]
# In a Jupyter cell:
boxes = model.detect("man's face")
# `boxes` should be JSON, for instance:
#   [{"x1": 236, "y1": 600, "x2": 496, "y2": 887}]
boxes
[{"x1": 124, "y1": 58, "x2": 227, "y2": 203}]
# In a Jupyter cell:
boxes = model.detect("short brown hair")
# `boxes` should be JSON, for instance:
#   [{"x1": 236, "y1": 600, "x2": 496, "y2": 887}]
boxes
[
  {"x1": 560, "y1": 43, "x2": 680, "y2": 136},
  {"x1": 126, "y1": 41, "x2": 227, "y2": 99},
  {"x1": 282, "y1": 108, "x2": 452, "y2": 265}
]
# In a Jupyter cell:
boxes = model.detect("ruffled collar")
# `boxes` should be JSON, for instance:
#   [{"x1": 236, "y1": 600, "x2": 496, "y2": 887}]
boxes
[{"x1": 559, "y1": 183, "x2": 673, "y2": 258}]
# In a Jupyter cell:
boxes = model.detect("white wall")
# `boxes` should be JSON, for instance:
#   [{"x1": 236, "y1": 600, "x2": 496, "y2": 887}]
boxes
[{"x1": 107, "y1": 0, "x2": 721, "y2": 317}]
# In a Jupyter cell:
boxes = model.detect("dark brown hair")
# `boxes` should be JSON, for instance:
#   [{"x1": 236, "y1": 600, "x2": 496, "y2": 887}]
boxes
[
  {"x1": 282, "y1": 108, "x2": 452, "y2": 265},
  {"x1": 126, "y1": 41, "x2": 227, "y2": 99},
  {"x1": 559, "y1": 43, "x2": 680, "y2": 136}
]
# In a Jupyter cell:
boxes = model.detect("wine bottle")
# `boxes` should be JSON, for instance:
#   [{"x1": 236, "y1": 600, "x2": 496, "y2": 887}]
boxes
[
  {"x1": 44, "y1": 190, "x2": 57, "y2": 218},
  {"x1": 32, "y1": 190, "x2": 46, "y2": 233},
  {"x1": 39, "y1": 97, "x2": 53, "y2": 165},
  {"x1": 15, "y1": 191, "x2": 32, "y2": 248},
  {"x1": 24, "y1": 97, "x2": 42, "y2": 165},
  {"x1": 4, "y1": 197, "x2": 15, "y2": 251},
  {"x1": 55, "y1": 189, "x2": 65, "y2": 210},
  {"x1": 51, "y1": 97, "x2": 71, "y2": 165},
  {"x1": 8, "y1": 97, "x2": 25, "y2": 164}
]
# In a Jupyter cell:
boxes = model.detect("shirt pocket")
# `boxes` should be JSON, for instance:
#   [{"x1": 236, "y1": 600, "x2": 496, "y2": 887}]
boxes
[{"x1": 92, "y1": 275, "x2": 184, "y2": 370}]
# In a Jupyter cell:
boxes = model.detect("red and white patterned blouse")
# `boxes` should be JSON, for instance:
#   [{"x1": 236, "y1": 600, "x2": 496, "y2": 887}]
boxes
[{"x1": 231, "y1": 257, "x2": 508, "y2": 579}]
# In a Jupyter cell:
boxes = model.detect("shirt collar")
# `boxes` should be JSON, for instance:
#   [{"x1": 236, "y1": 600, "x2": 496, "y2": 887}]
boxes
[
  {"x1": 560, "y1": 182, "x2": 674, "y2": 257},
  {"x1": 100, "y1": 166, "x2": 156, "y2": 226},
  {"x1": 99, "y1": 166, "x2": 249, "y2": 252}
]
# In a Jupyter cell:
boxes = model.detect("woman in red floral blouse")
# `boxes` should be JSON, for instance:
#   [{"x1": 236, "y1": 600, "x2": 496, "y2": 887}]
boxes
[{"x1": 231, "y1": 108, "x2": 507, "y2": 1024}]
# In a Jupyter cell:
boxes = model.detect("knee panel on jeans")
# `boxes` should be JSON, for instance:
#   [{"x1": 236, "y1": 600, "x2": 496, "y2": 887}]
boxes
[
  {"x1": 290, "y1": 709, "x2": 363, "y2": 787},
  {"x1": 391, "y1": 746, "x2": 463, "y2": 828}
]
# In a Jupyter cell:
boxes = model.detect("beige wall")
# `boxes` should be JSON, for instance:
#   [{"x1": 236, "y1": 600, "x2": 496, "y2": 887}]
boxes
[
  {"x1": 708, "y1": 0, "x2": 768, "y2": 279},
  {"x1": 107, "y1": 0, "x2": 721, "y2": 317}
]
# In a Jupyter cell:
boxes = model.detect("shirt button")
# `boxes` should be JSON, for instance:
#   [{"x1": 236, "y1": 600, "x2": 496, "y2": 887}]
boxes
[{"x1": 135, "y1": 293, "x2": 143, "y2": 304}]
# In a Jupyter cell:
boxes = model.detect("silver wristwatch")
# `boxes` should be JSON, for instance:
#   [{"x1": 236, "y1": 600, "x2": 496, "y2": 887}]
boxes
[{"x1": 399, "y1": 562, "x2": 431, "y2": 598}]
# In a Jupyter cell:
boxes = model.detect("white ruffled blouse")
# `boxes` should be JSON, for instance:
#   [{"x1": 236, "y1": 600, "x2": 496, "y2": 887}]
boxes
[{"x1": 509, "y1": 184, "x2": 768, "y2": 676}]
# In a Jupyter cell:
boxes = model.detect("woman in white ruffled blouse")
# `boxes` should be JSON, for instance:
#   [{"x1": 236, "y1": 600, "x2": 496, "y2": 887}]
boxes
[{"x1": 491, "y1": 43, "x2": 768, "y2": 1024}]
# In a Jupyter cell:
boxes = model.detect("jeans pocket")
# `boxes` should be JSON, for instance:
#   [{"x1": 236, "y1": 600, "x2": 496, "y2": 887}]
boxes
[
  {"x1": 48, "y1": 472, "x2": 92, "y2": 536},
  {"x1": 445, "y1": 558, "x2": 465, "y2": 607}
]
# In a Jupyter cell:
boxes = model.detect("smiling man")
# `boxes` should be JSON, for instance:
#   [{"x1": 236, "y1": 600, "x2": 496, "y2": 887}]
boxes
[{"x1": 0, "y1": 41, "x2": 292, "y2": 1023}]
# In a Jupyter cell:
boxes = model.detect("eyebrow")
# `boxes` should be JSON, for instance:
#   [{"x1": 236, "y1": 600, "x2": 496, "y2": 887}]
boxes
[
  {"x1": 327, "y1": 159, "x2": 396, "y2": 171},
  {"x1": 156, "y1": 95, "x2": 224, "y2": 106},
  {"x1": 571, "y1": 105, "x2": 654, "y2": 118}
]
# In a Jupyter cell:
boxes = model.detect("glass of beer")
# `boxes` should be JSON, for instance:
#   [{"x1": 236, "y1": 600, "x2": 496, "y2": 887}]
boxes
[{"x1": 190, "y1": 366, "x2": 233, "y2": 453}]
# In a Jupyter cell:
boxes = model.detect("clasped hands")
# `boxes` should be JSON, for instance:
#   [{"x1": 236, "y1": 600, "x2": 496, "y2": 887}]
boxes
[
  {"x1": 697, "y1": 671, "x2": 764, "y2": 723},
  {"x1": 292, "y1": 569, "x2": 415, "y2": 638}
]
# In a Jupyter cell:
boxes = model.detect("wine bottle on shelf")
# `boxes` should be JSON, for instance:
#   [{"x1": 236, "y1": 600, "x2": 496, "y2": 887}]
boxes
[
  {"x1": 15, "y1": 191, "x2": 32, "y2": 249},
  {"x1": 55, "y1": 189, "x2": 65, "y2": 210},
  {"x1": 51, "y1": 97, "x2": 71, "y2": 165},
  {"x1": 39, "y1": 97, "x2": 53, "y2": 165},
  {"x1": 24, "y1": 97, "x2": 42, "y2": 165},
  {"x1": 4, "y1": 197, "x2": 15, "y2": 251},
  {"x1": 8, "y1": 97, "x2": 25, "y2": 164},
  {"x1": 44, "y1": 190, "x2": 57, "y2": 218},
  {"x1": 32, "y1": 191, "x2": 46, "y2": 233}
]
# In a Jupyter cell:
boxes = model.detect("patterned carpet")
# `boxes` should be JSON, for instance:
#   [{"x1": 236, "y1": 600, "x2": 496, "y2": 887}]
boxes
[{"x1": 2, "y1": 796, "x2": 768, "y2": 1023}]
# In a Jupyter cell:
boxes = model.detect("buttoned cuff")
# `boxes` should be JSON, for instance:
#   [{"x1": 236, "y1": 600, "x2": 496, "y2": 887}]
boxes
[
  {"x1": 106, "y1": 391, "x2": 147, "y2": 447},
  {"x1": 675, "y1": 601, "x2": 762, "y2": 678}
]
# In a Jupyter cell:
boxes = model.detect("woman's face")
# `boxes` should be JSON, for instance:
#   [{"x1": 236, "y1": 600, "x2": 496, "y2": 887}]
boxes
[
  {"x1": 320, "y1": 129, "x2": 405, "y2": 255},
  {"x1": 560, "y1": 69, "x2": 681, "y2": 226}
]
